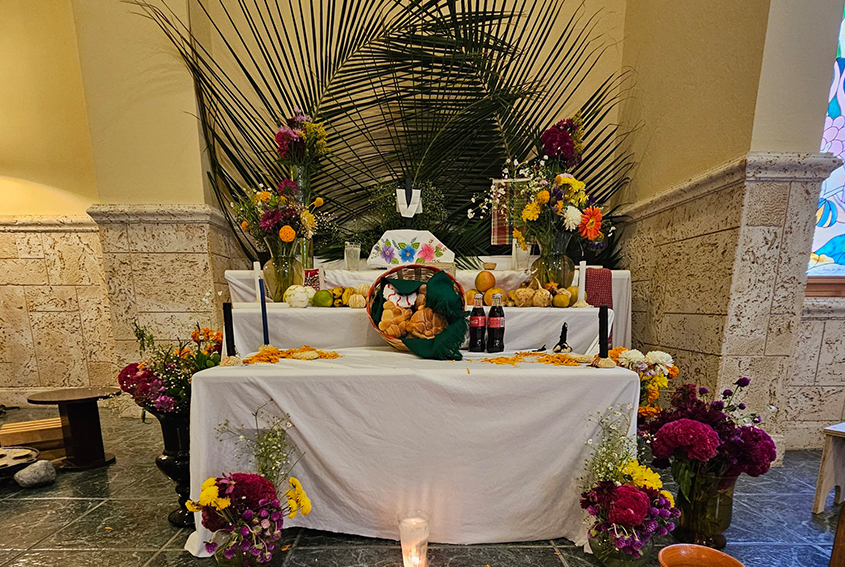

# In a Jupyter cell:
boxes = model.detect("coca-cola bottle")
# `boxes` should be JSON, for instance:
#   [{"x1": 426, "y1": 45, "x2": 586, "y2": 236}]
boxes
[
  {"x1": 469, "y1": 293, "x2": 487, "y2": 352},
  {"x1": 486, "y1": 293, "x2": 505, "y2": 353}
]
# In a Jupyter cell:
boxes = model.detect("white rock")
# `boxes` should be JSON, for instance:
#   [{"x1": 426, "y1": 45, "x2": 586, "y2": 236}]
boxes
[{"x1": 14, "y1": 460, "x2": 56, "y2": 488}]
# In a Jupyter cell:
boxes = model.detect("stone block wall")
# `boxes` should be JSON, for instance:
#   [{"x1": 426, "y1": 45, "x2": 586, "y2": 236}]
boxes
[
  {"x1": 0, "y1": 217, "x2": 117, "y2": 405},
  {"x1": 87, "y1": 205, "x2": 249, "y2": 368},
  {"x1": 786, "y1": 297, "x2": 845, "y2": 448},
  {"x1": 0, "y1": 207, "x2": 248, "y2": 403},
  {"x1": 618, "y1": 152, "x2": 841, "y2": 448}
]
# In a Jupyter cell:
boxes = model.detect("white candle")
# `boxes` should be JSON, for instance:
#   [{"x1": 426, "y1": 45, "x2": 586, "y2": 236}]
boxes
[
  {"x1": 253, "y1": 261, "x2": 262, "y2": 302},
  {"x1": 399, "y1": 513, "x2": 429, "y2": 567},
  {"x1": 578, "y1": 260, "x2": 587, "y2": 304}
]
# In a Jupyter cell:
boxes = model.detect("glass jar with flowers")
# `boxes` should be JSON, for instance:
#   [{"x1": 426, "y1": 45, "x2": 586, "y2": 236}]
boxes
[
  {"x1": 118, "y1": 324, "x2": 223, "y2": 528},
  {"x1": 472, "y1": 114, "x2": 612, "y2": 288},
  {"x1": 234, "y1": 179, "x2": 326, "y2": 301},
  {"x1": 274, "y1": 109, "x2": 330, "y2": 270},
  {"x1": 639, "y1": 378, "x2": 777, "y2": 549},
  {"x1": 580, "y1": 407, "x2": 679, "y2": 567}
]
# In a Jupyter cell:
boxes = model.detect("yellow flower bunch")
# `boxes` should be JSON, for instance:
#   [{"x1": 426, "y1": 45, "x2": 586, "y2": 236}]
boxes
[
  {"x1": 536, "y1": 190, "x2": 550, "y2": 205},
  {"x1": 285, "y1": 476, "x2": 312, "y2": 518},
  {"x1": 301, "y1": 211, "x2": 316, "y2": 231},
  {"x1": 521, "y1": 201, "x2": 541, "y2": 222},
  {"x1": 303, "y1": 122, "x2": 329, "y2": 157},
  {"x1": 660, "y1": 490, "x2": 675, "y2": 508},
  {"x1": 512, "y1": 228, "x2": 528, "y2": 251},
  {"x1": 255, "y1": 191, "x2": 272, "y2": 203},
  {"x1": 186, "y1": 477, "x2": 231, "y2": 512},
  {"x1": 621, "y1": 460, "x2": 662, "y2": 491}
]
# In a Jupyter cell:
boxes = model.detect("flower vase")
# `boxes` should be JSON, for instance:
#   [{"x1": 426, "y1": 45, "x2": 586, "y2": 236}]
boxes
[
  {"x1": 589, "y1": 533, "x2": 653, "y2": 567},
  {"x1": 531, "y1": 232, "x2": 575, "y2": 287},
  {"x1": 152, "y1": 411, "x2": 194, "y2": 528},
  {"x1": 292, "y1": 165, "x2": 314, "y2": 269},
  {"x1": 673, "y1": 474, "x2": 738, "y2": 550},
  {"x1": 263, "y1": 239, "x2": 304, "y2": 302}
]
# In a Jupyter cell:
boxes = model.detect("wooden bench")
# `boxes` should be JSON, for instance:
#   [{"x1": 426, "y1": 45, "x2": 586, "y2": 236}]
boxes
[{"x1": 814, "y1": 422, "x2": 845, "y2": 514}]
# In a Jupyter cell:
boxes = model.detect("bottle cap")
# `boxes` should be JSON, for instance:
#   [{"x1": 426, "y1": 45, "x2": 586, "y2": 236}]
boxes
[
  {"x1": 493, "y1": 293, "x2": 502, "y2": 299},
  {"x1": 475, "y1": 293, "x2": 483, "y2": 299}
]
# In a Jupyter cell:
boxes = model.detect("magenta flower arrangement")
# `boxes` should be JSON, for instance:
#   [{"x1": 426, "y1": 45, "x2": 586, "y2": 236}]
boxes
[{"x1": 640, "y1": 378, "x2": 777, "y2": 498}]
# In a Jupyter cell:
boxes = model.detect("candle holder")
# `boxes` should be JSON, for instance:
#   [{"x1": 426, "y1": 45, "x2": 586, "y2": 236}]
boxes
[
  {"x1": 398, "y1": 511, "x2": 430, "y2": 567},
  {"x1": 572, "y1": 261, "x2": 590, "y2": 308}
]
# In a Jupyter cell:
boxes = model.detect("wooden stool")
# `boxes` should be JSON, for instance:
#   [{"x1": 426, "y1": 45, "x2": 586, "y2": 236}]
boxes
[
  {"x1": 814, "y1": 422, "x2": 845, "y2": 514},
  {"x1": 27, "y1": 387, "x2": 120, "y2": 471}
]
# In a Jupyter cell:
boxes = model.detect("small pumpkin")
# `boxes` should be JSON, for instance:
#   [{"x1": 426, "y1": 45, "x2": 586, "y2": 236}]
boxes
[
  {"x1": 348, "y1": 294, "x2": 367, "y2": 309},
  {"x1": 512, "y1": 287, "x2": 535, "y2": 307}
]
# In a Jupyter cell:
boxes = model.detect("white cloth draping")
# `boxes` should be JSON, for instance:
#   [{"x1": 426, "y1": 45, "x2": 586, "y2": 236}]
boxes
[
  {"x1": 230, "y1": 305, "x2": 612, "y2": 356},
  {"x1": 225, "y1": 256, "x2": 631, "y2": 347},
  {"x1": 185, "y1": 347, "x2": 639, "y2": 556}
]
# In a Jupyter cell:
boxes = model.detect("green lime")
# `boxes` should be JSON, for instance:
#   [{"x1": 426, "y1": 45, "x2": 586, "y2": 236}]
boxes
[{"x1": 312, "y1": 290, "x2": 333, "y2": 307}]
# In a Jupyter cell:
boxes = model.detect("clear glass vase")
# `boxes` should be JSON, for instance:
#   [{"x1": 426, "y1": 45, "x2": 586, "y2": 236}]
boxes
[
  {"x1": 531, "y1": 232, "x2": 575, "y2": 287},
  {"x1": 263, "y1": 238, "x2": 303, "y2": 302},
  {"x1": 291, "y1": 165, "x2": 315, "y2": 270},
  {"x1": 673, "y1": 473, "x2": 738, "y2": 550},
  {"x1": 589, "y1": 532, "x2": 653, "y2": 567}
]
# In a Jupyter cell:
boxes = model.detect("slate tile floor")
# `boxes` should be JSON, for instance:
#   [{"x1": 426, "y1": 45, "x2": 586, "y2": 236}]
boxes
[{"x1": 0, "y1": 407, "x2": 839, "y2": 567}]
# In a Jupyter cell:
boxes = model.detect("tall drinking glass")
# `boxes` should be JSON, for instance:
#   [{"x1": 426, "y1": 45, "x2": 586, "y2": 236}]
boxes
[{"x1": 345, "y1": 242, "x2": 361, "y2": 271}]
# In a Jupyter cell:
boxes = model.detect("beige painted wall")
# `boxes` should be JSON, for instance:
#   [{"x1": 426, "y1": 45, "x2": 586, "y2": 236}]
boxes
[
  {"x1": 751, "y1": 0, "x2": 844, "y2": 152},
  {"x1": 0, "y1": 0, "x2": 99, "y2": 216},
  {"x1": 71, "y1": 0, "x2": 208, "y2": 205},
  {"x1": 618, "y1": 0, "x2": 771, "y2": 203}
]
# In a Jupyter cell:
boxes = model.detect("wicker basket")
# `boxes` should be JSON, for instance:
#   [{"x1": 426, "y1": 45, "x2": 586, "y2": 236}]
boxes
[{"x1": 366, "y1": 264, "x2": 465, "y2": 351}]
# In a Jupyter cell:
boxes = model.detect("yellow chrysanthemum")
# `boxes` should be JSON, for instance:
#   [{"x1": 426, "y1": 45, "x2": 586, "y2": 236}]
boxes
[
  {"x1": 198, "y1": 485, "x2": 219, "y2": 506},
  {"x1": 512, "y1": 228, "x2": 528, "y2": 251},
  {"x1": 300, "y1": 495, "x2": 312, "y2": 515},
  {"x1": 622, "y1": 460, "x2": 662, "y2": 490},
  {"x1": 313, "y1": 197, "x2": 324, "y2": 207},
  {"x1": 216, "y1": 497, "x2": 231, "y2": 510},
  {"x1": 186, "y1": 500, "x2": 201, "y2": 512},
  {"x1": 653, "y1": 374, "x2": 668, "y2": 389},
  {"x1": 660, "y1": 490, "x2": 675, "y2": 508},
  {"x1": 521, "y1": 202, "x2": 541, "y2": 222},
  {"x1": 279, "y1": 225, "x2": 296, "y2": 243},
  {"x1": 289, "y1": 477, "x2": 303, "y2": 491},
  {"x1": 255, "y1": 191, "x2": 272, "y2": 203},
  {"x1": 302, "y1": 211, "x2": 316, "y2": 230},
  {"x1": 536, "y1": 190, "x2": 550, "y2": 205}
]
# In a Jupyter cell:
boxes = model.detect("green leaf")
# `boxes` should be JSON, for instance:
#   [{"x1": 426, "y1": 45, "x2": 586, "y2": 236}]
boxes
[
  {"x1": 415, "y1": 258, "x2": 424, "y2": 263},
  {"x1": 435, "y1": 249, "x2": 443, "y2": 257},
  {"x1": 398, "y1": 242, "x2": 407, "y2": 249},
  {"x1": 412, "y1": 242, "x2": 420, "y2": 249},
  {"x1": 390, "y1": 258, "x2": 399, "y2": 264}
]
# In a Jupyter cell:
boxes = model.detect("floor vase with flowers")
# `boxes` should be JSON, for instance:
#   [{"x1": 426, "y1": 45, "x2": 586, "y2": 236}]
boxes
[
  {"x1": 673, "y1": 472, "x2": 738, "y2": 550},
  {"x1": 153, "y1": 411, "x2": 194, "y2": 528}
]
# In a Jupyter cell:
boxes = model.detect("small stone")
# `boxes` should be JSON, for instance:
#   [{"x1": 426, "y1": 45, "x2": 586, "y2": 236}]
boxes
[{"x1": 14, "y1": 460, "x2": 57, "y2": 488}]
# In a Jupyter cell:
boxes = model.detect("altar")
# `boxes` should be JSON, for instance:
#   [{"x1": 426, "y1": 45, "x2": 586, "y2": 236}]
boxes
[{"x1": 185, "y1": 347, "x2": 639, "y2": 557}]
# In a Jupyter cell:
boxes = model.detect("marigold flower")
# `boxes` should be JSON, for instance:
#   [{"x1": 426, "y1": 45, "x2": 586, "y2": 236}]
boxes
[
  {"x1": 186, "y1": 500, "x2": 201, "y2": 512},
  {"x1": 255, "y1": 191, "x2": 272, "y2": 203},
  {"x1": 313, "y1": 197, "x2": 324, "y2": 207},
  {"x1": 521, "y1": 202, "x2": 541, "y2": 222},
  {"x1": 536, "y1": 190, "x2": 550, "y2": 205},
  {"x1": 512, "y1": 228, "x2": 527, "y2": 251},
  {"x1": 608, "y1": 346, "x2": 628, "y2": 364},
  {"x1": 668, "y1": 365, "x2": 679, "y2": 379},
  {"x1": 579, "y1": 206, "x2": 602, "y2": 240},
  {"x1": 279, "y1": 225, "x2": 296, "y2": 243},
  {"x1": 240, "y1": 220, "x2": 249, "y2": 232}
]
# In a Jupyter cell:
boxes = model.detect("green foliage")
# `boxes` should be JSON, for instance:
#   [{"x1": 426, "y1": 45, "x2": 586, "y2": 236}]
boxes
[
  {"x1": 134, "y1": 0, "x2": 633, "y2": 265},
  {"x1": 580, "y1": 406, "x2": 636, "y2": 493}
]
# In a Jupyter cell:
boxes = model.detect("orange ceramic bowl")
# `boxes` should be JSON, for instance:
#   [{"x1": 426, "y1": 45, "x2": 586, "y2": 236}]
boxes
[{"x1": 658, "y1": 544, "x2": 745, "y2": 567}]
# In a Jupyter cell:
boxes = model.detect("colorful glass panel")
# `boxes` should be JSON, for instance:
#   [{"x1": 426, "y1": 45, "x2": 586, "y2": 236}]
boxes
[{"x1": 811, "y1": 12, "x2": 845, "y2": 275}]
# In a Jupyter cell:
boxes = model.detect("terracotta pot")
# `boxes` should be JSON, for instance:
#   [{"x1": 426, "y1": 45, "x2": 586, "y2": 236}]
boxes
[{"x1": 658, "y1": 544, "x2": 745, "y2": 567}]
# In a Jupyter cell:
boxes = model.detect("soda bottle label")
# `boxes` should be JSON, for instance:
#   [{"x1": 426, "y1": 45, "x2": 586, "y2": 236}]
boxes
[
  {"x1": 470, "y1": 316, "x2": 486, "y2": 327},
  {"x1": 487, "y1": 317, "x2": 505, "y2": 329}
]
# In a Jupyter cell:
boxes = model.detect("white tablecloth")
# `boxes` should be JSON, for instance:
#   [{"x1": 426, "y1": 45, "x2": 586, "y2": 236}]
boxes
[
  {"x1": 230, "y1": 306, "x2": 612, "y2": 356},
  {"x1": 226, "y1": 257, "x2": 632, "y2": 348},
  {"x1": 185, "y1": 347, "x2": 639, "y2": 556}
]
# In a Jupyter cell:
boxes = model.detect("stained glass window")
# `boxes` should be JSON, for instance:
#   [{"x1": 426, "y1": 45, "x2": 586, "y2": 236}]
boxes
[{"x1": 811, "y1": 11, "x2": 845, "y2": 276}]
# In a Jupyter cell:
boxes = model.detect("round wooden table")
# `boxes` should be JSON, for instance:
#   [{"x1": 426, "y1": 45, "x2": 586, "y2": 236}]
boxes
[{"x1": 27, "y1": 387, "x2": 120, "y2": 470}]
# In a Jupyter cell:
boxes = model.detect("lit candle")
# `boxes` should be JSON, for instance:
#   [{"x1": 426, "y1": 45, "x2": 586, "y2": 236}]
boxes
[
  {"x1": 399, "y1": 513, "x2": 429, "y2": 567},
  {"x1": 258, "y1": 278, "x2": 270, "y2": 346}
]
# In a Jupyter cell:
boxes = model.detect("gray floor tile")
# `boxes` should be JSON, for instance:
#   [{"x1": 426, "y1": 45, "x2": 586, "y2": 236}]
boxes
[
  {"x1": 296, "y1": 528, "x2": 399, "y2": 548},
  {"x1": 0, "y1": 499, "x2": 103, "y2": 550},
  {"x1": 721, "y1": 543, "x2": 831, "y2": 567},
  {"x1": 144, "y1": 550, "x2": 218, "y2": 566},
  {"x1": 34, "y1": 499, "x2": 181, "y2": 550},
  {"x1": 3, "y1": 550, "x2": 153, "y2": 567}
]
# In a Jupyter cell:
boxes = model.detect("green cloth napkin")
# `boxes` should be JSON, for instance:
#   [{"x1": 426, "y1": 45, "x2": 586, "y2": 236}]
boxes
[{"x1": 370, "y1": 271, "x2": 468, "y2": 360}]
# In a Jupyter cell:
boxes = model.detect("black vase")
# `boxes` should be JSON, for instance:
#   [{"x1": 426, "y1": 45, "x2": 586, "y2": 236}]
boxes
[{"x1": 152, "y1": 411, "x2": 194, "y2": 528}]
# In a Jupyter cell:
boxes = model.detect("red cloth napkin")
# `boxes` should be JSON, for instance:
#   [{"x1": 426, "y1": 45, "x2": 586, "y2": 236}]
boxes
[{"x1": 586, "y1": 267, "x2": 613, "y2": 344}]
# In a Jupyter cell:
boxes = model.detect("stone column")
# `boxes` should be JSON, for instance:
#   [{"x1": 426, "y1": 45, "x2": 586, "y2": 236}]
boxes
[
  {"x1": 618, "y1": 152, "x2": 841, "y2": 449},
  {"x1": 87, "y1": 205, "x2": 249, "y2": 366}
]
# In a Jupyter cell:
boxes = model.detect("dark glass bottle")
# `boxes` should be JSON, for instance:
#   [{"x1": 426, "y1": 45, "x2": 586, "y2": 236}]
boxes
[
  {"x1": 469, "y1": 293, "x2": 487, "y2": 352},
  {"x1": 486, "y1": 293, "x2": 505, "y2": 353}
]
